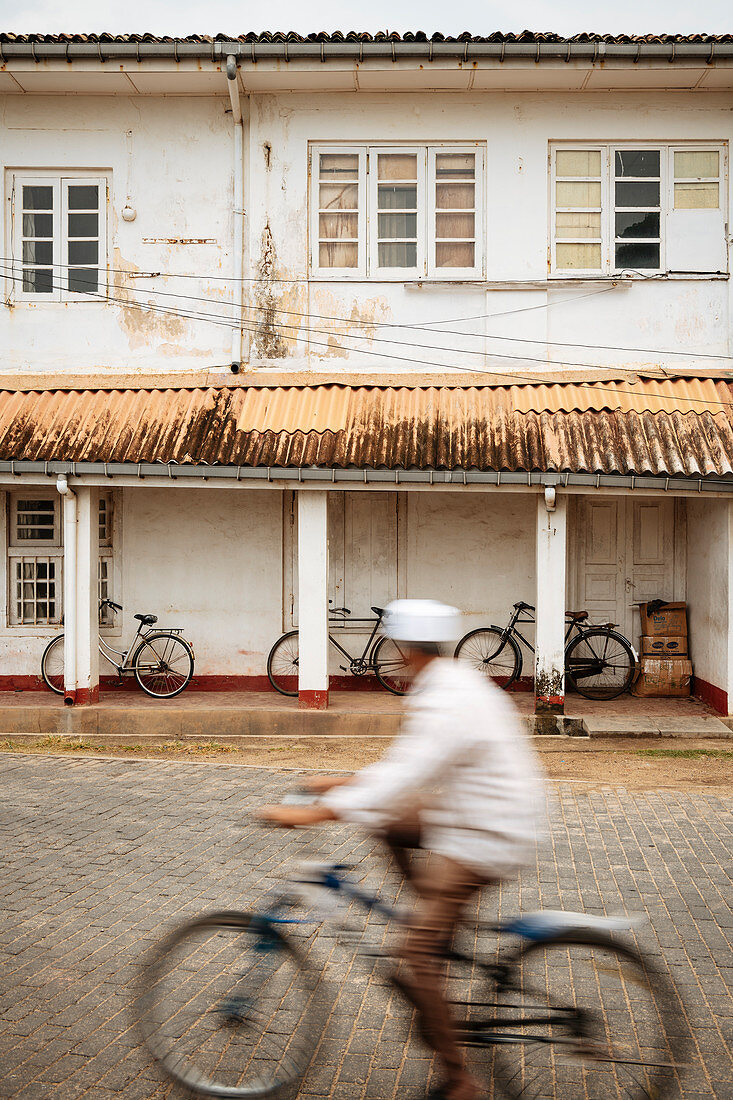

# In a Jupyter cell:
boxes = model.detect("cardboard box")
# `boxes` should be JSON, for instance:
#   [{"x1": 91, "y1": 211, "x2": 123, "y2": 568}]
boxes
[
  {"x1": 631, "y1": 658, "x2": 693, "y2": 698},
  {"x1": 639, "y1": 601, "x2": 687, "y2": 638},
  {"x1": 640, "y1": 635, "x2": 688, "y2": 658}
]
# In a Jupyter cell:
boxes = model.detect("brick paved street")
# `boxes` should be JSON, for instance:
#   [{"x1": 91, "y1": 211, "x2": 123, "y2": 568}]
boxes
[{"x1": 1, "y1": 753, "x2": 731, "y2": 1099}]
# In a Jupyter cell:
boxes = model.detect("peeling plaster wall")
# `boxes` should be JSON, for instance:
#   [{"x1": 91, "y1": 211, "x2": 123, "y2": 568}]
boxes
[
  {"x1": 0, "y1": 88, "x2": 730, "y2": 376},
  {"x1": 245, "y1": 89, "x2": 733, "y2": 374},
  {"x1": 686, "y1": 498, "x2": 731, "y2": 708},
  {"x1": 0, "y1": 95, "x2": 233, "y2": 373}
]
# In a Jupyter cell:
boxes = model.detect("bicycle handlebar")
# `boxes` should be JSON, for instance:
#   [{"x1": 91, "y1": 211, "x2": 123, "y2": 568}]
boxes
[{"x1": 99, "y1": 598, "x2": 122, "y2": 612}]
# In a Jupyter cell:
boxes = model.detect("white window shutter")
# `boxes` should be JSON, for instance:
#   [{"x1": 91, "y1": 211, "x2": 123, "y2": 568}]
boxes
[
  {"x1": 666, "y1": 147, "x2": 728, "y2": 273},
  {"x1": 666, "y1": 208, "x2": 727, "y2": 273}
]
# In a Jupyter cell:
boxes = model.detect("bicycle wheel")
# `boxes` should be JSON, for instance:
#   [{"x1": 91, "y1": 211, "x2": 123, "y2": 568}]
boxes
[
  {"x1": 373, "y1": 635, "x2": 410, "y2": 695},
  {"x1": 133, "y1": 633, "x2": 194, "y2": 698},
  {"x1": 492, "y1": 933, "x2": 686, "y2": 1100},
  {"x1": 266, "y1": 630, "x2": 299, "y2": 697},
  {"x1": 454, "y1": 627, "x2": 522, "y2": 689},
  {"x1": 565, "y1": 628, "x2": 636, "y2": 700},
  {"x1": 41, "y1": 634, "x2": 65, "y2": 695},
  {"x1": 136, "y1": 911, "x2": 323, "y2": 1099}
]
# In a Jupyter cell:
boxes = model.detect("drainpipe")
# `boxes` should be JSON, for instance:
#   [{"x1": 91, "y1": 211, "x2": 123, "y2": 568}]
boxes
[
  {"x1": 57, "y1": 475, "x2": 76, "y2": 706},
  {"x1": 227, "y1": 54, "x2": 244, "y2": 373}
]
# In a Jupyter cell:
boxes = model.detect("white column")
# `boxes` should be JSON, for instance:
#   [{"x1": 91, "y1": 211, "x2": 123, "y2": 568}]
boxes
[
  {"x1": 535, "y1": 488, "x2": 567, "y2": 715},
  {"x1": 297, "y1": 490, "x2": 329, "y2": 709},
  {"x1": 63, "y1": 485, "x2": 99, "y2": 706}
]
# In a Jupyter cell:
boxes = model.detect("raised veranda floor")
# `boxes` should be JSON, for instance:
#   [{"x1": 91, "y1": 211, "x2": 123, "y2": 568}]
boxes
[{"x1": 0, "y1": 688, "x2": 729, "y2": 740}]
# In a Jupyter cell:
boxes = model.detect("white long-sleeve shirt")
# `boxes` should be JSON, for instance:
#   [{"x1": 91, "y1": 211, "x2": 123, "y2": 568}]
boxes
[{"x1": 323, "y1": 658, "x2": 545, "y2": 877}]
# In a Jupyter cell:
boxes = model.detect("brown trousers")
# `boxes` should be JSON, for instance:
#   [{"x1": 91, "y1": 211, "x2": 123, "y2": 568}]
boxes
[{"x1": 384, "y1": 811, "x2": 490, "y2": 1088}]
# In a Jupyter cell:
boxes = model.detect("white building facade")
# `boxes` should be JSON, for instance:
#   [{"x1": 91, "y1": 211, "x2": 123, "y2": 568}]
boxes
[{"x1": 0, "y1": 31, "x2": 732, "y2": 715}]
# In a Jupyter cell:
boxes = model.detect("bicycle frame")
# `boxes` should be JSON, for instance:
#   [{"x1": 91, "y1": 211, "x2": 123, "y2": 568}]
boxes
[
  {"x1": 98, "y1": 620, "x2": 186, "y2": 677},
  {"x1": 262, "y1": 863, "x2": 585, "y2": 1049},
  {"x1": 327, "y1": 613, "x2": 384, "y2": 671},
  {"x1": 502, "y1": 604, "x2": 581, "y2": 657}
]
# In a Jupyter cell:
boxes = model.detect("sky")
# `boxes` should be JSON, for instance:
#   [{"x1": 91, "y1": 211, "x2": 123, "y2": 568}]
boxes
[{"x1": 0, "y1": 0, "x2": 731, "y2": 38}]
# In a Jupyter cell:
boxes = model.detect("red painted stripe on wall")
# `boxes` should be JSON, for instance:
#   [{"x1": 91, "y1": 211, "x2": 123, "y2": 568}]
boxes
[{"x1": 692, "y1": 677, "x2": 728, "y2": 716}]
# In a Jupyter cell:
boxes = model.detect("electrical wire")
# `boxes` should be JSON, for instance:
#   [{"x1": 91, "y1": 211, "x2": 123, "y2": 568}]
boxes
[
  {"x1": 1, "y1": 265, "x2": 731, "y2": 407},
  {"x1": 0, "y1": 255, "x2": 623, "y2": 337},
  {"x1": 3, "y1": 256, "x2": 731, "y2": 365}
]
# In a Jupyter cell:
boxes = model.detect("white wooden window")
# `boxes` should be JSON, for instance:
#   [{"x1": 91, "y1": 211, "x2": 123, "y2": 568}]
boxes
[
  {"x1": 10, "y1": 173, "x2": 107, "y2": 302},
  {"x1": 7, "y1": 493, "x2": 116, "y2": 626},
  {"x1": 551, "y1": 144, "x2": 727, "y2": 275},
  {"x1": 311, "y1": 144, "x2": 484, "y2": 279},
  {"x1": 312, "y1": 148, "x2": 367, "y2": 277},
  {"x1": 8, "y1": 495, "x2": 62, "y2": 625}
]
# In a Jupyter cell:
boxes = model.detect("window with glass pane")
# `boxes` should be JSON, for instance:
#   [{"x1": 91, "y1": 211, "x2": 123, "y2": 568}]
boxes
[
  {"x1": 434, "y1": 152, "x2": 476, "y2": 269},
  {"x1": 14, "y1": 174, "x2": 105, "y2": 301},
  {"x1": 15, "y1": 499, "x2": 56, "y2": 541},
  {"x1": 66, "y1": 183, "x2": 100, "y2": 293},
  {"x1": 614, "y1": 150, "x2": 661, "y2": 270},
  {"x1": 14, "y1": 558, "x2": 58, "y2": 624},
  {"x1": 377, "y1": 153, "x2": 419, "y2": 269},
  {"x1": 21, "y1": 184, "x2": 55, "y2": 294},
  {"x1": 554, "y1": 150, "x2": 603, "y2": 270},
  {"x1": 99, "y1": 495, "x2": 112, "y2": 545},
  {"x1": 318, "y1": 153, "x2": 360, "y2": 269},
  {"x1": 674, "y1": 150, "x2": 720, "y2": 210}
]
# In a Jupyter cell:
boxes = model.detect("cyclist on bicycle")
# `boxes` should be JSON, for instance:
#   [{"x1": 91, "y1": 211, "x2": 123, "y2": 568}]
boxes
[{"x1": 260, "y1": 599, "x2": 545, "y2": 1100}]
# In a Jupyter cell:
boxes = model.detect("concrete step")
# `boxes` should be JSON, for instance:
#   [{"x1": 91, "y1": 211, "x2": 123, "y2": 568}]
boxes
[{"x1": 579, "y1": 714, "x2": 732, "y2": 738}]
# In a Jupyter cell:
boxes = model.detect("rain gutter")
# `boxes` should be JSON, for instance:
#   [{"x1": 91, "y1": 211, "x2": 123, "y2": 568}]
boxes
[
  {"x1": 2, "y1": 40, "x2": 733, "y2": 64},
  {"x1": 4, "y1": 461, "x2": 733, "y2": 495},
  {"x1": 226, "y1": 54, "x2": 244, "y2": 372}
]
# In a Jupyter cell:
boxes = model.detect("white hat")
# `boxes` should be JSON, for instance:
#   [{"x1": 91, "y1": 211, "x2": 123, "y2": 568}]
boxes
[{"x1": 382, "y1": 599, "x2": 462, "y2": 643}]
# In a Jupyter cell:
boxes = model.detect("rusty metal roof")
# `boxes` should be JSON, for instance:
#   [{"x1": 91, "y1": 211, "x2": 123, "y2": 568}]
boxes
[{"x1": 0, "y1": 378, "x2": 732, "y2": 477}]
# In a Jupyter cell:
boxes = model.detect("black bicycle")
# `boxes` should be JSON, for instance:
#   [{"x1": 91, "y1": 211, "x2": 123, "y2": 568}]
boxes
[
  {"x1": 455, "y1": 601, "x2": 637, "y2": 700},
  {"x1": 266, "y1": 604, "x2": 409, "y2": 696},
  {"x1": 136, "y1": 806, "x2": 687, "y2": 1099}
]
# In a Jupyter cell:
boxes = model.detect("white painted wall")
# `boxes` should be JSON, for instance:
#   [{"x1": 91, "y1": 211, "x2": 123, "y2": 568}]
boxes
[
  {"x1": 686, "y1": 498, "x2": 730, "y2": 699},
  {"x1": 403, "y1": 492, "x2": 536, "y2": 635},
  {"x1": 119, "y1": 488, "x2": 283, "y2": 677},
  {"x1": 245, "y1": 90, "x2": 733, "y2": 374},
  {"x1": 0, "y1": 95, "x2": 233, "y2": 373},
  {"x1": 0, "y1": 89, "x2": 731, "y2": 375}
]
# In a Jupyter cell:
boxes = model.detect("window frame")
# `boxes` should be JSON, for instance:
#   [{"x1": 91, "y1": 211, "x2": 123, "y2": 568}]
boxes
[
  {"x1": 549, "y1": 141, "x2": 727, "y2": 277},
  {"x1": 310, "y1": 146, "x2": 368, "y2": 279},
  {"x1": 7, "y1": 492, "x2": 63, "y2": 626},
  {"x1": 309, "y1": 142, "x2": 485, "y2": 281},
  {"x1": 5, "y1": 490, "x2": 119, "y2": 629},
  {"x1": 9, "y1": 171, "x2": 108, "y2": 304}
]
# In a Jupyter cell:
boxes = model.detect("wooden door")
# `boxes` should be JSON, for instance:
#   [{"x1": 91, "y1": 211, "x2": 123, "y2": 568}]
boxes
[{"x1": 574, "y1": 497, "x2": 678, "y2": 643}]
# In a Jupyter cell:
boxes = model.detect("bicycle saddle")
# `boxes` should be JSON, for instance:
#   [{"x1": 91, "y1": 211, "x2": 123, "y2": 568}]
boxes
[
  {"x1": 371, "y1": 606, "x2": 385, "y2": 616},
  {"x1": 513, "y1": 601, "x2": 532, "y2": 611},
  {"x1": 135, "y1": 613, "x2": 158, "y2": 626},
  {"x1": 566, "y1": 610, "x2": 589, "y2": 622}
]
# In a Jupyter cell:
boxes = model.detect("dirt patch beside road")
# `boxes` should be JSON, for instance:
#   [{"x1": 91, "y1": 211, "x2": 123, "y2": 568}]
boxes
[{"x1": 1, "y1": 735, "x2": 731, "y2": 791}]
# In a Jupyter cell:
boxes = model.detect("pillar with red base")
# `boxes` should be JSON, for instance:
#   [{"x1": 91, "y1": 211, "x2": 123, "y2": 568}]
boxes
[
  {"x1": 535, "y1": 488, "x2": 567, "y2": 717},
  {"x1": 63, "y1": 484, "x2": 100, "y2": 706},
  {"x1": 297, "y1": 490, "x2": 329, "y2": 710}
]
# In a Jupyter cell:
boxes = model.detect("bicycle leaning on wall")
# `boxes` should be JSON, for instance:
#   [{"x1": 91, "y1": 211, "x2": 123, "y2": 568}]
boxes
[
  {"x1": 455, "y1": 601, "x2": 638, "y2": 700},
  {"x1": 267, "y1": 603, "x2": 409, "y2": 696},
  {"x1": 41, "y1": 598, "x2": 195, "y2": 699}
]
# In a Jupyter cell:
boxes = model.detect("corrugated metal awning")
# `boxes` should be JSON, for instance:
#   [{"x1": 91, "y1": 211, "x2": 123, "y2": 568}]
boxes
[{"x1": 0, "y1": 378, "x2": 732, "y2": 478}]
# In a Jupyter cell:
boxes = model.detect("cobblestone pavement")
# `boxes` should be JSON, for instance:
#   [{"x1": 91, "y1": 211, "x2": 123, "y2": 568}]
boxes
[{"x1": 1, "y1": 754, "x2": 731, "y2": 1100}]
